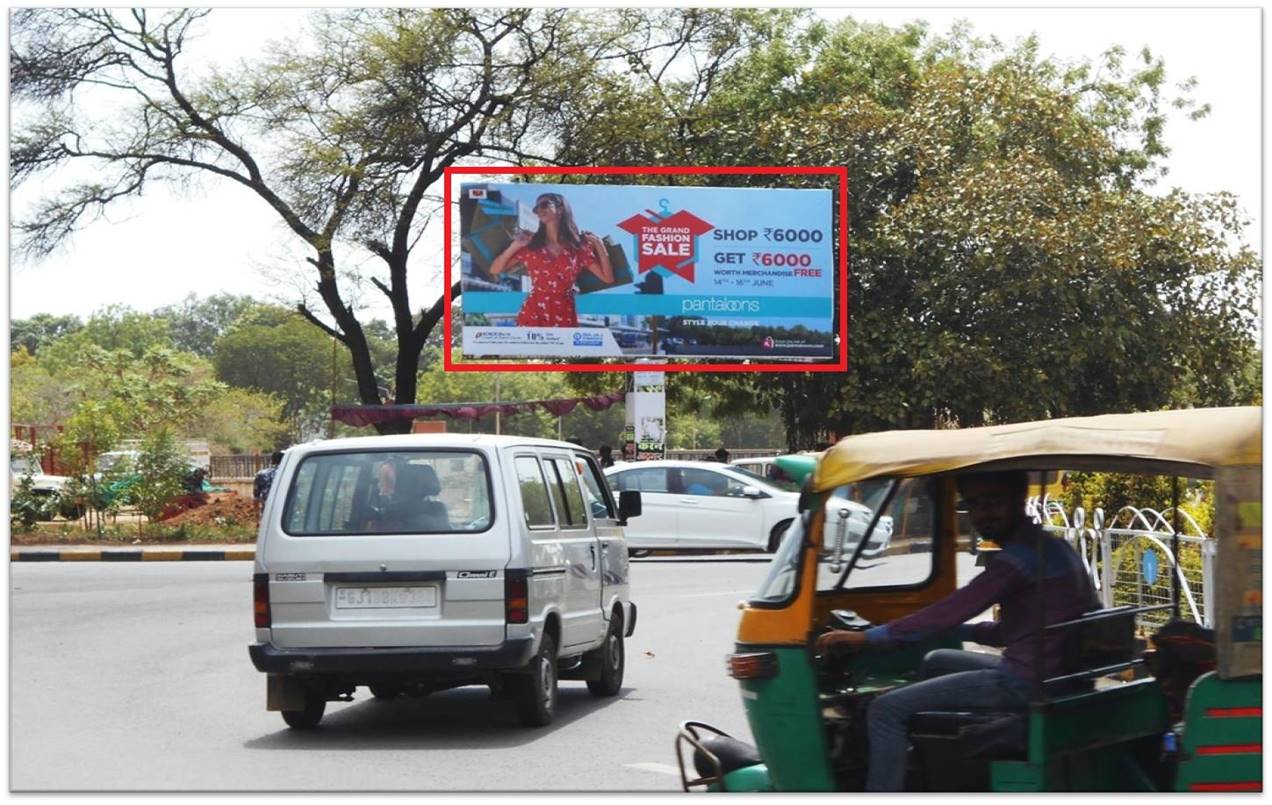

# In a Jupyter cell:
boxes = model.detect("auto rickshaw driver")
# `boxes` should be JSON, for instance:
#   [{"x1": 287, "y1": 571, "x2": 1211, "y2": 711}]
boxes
[{"x1": 815, "y1": 469, "x2": 1099, "y2": 791}]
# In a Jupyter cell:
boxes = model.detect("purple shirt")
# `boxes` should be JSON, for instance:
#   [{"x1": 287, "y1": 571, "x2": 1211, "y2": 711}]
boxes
[{"x1": 866, "y1": 521, "x2": 1099, "y2": 680}]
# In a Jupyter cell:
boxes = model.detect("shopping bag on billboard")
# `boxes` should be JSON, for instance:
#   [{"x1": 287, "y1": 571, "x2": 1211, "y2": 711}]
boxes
[
  {"x1": 462, "y1": 199, "x2": 526, "y2": 277},
  {"x1": 577, "y1": 236, "x2": 633, "y2": 294}
]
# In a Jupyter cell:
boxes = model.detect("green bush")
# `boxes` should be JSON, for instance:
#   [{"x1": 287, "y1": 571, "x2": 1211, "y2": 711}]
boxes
[
  {"x1": 133, "y1": 428, "x2": 190, "y2": 527},
  {"x1": 10, "y1": 476, "x2": 54, "y2": 531}
]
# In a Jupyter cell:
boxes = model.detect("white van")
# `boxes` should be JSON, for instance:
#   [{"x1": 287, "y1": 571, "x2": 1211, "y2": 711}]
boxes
[{"x1": 248, "y1": 434, "x2": 641, "y2": 729}]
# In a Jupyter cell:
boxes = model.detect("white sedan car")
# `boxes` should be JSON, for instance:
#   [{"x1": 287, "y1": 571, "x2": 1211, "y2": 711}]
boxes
[
  {"x1": 604, "y1": 460, "x2": 894, "y2": 555},
  {"x1": 605, "y1": 460, "x2": 798, "y2": 552}
]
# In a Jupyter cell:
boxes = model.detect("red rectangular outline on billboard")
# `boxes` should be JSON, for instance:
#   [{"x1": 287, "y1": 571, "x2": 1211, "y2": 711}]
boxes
[{"x1": 443, "y1": 165, "x2": 848, "y2": 373}]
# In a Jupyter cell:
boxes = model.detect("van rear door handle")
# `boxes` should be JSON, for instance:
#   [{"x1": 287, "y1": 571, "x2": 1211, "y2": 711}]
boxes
[
  {"x1": 589, "y1": 544, "x2": 597, "y2": 571},
  {"x1": 679, "y1": 498, "x2": 700, "y2": 504}
]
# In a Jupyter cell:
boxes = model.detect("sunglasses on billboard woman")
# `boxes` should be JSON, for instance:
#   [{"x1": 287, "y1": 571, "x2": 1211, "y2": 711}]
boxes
[{"x1": 533, "y1": 199, "x2": 559, "y2": 213}]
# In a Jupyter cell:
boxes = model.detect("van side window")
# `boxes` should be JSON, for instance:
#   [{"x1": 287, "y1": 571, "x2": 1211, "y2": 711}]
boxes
[
  {"x1": 514, "y1": 456, "x2": 555, "y2": 528},
  {"x1": 547, "y1": 457, "x2": 587, "y2": 529}
]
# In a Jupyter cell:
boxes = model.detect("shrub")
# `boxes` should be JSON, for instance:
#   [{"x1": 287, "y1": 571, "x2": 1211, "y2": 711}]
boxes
[{"x1": 132, "y1": 428, "x2": 190, "y2": 528}]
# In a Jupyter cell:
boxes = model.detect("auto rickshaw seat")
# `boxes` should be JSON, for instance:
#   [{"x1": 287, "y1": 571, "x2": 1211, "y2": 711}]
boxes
[
  {"x1": 908, "y1": 709, "x2": 1026, "y2": 791},
  {"x1": 906, "y1": 606, "x2": 1138, "y2": 790}
]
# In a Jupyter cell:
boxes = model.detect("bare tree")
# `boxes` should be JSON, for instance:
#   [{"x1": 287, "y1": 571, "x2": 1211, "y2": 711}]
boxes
[{"x1": 11, "y1": 7, "x2": 656, "y2": 431}]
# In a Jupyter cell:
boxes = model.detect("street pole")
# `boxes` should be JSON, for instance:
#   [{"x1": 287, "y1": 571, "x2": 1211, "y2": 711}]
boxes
[{"x1": 495, "y1": 375, "x2": 502, "y2": 435}]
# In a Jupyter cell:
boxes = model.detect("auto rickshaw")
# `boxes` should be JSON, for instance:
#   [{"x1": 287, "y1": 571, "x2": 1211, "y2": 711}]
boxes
[{"x1": 675, "y1": 407, "x2": 1262, "y2": 792}]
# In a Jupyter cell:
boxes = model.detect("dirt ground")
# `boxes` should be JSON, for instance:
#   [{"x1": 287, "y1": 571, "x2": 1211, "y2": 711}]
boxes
[
  {"x1": 11, "y1": 492, "x2": 260, "y2": 545},
  {"x1": 162, "y1": 491, "x2": 260, "y2": 526}
]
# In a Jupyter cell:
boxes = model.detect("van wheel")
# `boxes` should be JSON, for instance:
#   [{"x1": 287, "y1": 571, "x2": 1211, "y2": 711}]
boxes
[
  {"x1": 281, "y1": 690, "x2": 326, "y2": 729},
  {"x1": 586, "y1": 614, "x2": 625, "y2": 697},
  {"x1": 768, "y1": 520, "x2": 793, "y2": 553},
  {"x1": 369, "y1": 683, "x2": 403, "y2": 699},
  {"x1": 511, "y1": 632, "x2": 558, "y2": 727}
]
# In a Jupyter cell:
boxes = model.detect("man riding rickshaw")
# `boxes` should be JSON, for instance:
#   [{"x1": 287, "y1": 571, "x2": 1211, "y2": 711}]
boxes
[{"x1": 675, "y1": 407, "x2": 1262, "y2": 792}]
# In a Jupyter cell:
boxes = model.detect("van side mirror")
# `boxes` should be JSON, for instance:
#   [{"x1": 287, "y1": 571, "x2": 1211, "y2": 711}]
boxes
[
  {"x1": 740, "y1": 485, "x2": 765, "y2": 499},
  {"x1": 618, "y1": 490, "x2": 642, "y2": 523}
]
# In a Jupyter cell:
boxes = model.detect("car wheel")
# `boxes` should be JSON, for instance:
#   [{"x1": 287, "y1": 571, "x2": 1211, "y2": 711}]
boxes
[
  {"x1": 511, "y1": 632, "x2": 558, "y2": 727},
  {"x1": 768, "y1": 519, "x2": 793, "y2": 553},
  {"x1": 281, "y1": 689, "x2": 326, "y2": 729},
  {"x1": 369, "y1": 683, "x2": 403, "y2": 699},
  {"x1": 585, "y1": 613, "x2": 625, "y2": 697}
]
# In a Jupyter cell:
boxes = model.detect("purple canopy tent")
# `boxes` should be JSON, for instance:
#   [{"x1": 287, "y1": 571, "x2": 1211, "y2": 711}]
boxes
[{"x1": 330, "y1": 391, "x2": 626, "y2": 428}]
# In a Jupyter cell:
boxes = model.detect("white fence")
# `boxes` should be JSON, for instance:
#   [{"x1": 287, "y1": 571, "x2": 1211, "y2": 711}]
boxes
[{"x1": 1030, "y1": 498, "x2": 1213, "y2": 632}]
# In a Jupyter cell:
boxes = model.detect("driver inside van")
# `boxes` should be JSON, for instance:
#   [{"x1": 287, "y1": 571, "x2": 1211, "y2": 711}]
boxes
[
  {"x1": 361, "y1": 459, "x2": 450, "y2": 533},
  {"x1": 814, "y1": 469, "x2": 1098, "y2": 791}
]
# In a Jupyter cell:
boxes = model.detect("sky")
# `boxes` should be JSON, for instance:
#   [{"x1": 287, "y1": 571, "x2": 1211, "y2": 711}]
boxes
[{"x1": 5, "y1": 6, "x2": 1263, "y2": 325}]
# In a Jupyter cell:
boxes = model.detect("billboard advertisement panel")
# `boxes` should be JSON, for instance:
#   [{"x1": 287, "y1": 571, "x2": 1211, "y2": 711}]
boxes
[{"x1": 458, "y1": 180, "x2": 835, "y2": 361}]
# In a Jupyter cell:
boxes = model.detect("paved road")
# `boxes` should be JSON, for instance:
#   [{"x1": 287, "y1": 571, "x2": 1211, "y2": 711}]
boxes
[{"x1": 11, "y1": 559, "x2": 772, "y2": 792}]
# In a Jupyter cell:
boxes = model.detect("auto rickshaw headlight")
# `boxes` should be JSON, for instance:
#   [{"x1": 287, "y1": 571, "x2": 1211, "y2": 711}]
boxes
[{"x1": 726, "y1": 651, "x2": 778, "y2": 680}]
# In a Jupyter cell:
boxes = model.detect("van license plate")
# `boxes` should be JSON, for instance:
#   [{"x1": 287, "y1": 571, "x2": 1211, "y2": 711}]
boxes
[{"x1": 334, "y1": 586, "x2": 437, "y2": 609}]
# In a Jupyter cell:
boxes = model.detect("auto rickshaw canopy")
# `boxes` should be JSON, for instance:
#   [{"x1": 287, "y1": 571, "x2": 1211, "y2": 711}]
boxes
[{"x1": 811, "y1": 407, "x2": 1262, "y2": 492}]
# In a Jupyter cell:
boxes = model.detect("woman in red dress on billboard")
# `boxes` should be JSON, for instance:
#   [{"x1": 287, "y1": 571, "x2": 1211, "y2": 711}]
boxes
[{"x1": 489, "y1": 192, "x2": 613, "y2": 327}]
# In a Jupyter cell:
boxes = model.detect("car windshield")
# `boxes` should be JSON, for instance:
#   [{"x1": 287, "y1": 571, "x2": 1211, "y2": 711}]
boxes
[
  {"x1": 283, "y1": 450, "x2": 493, "y2": 536},
  {"x1": 10, "y1": 456, "x2": 40, "y2": 475},
  {"x1": 97, "y1": 452, "x2": 137, "y2": 472}
]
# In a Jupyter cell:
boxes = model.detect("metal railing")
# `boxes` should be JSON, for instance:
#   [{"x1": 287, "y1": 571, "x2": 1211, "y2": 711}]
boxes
[
  {"x1": 209, "y1": 454, "x2": 273, "y2": 480},
  {"x1": 1031, "y1": 498, "x2": 1213, "y2": 632}
]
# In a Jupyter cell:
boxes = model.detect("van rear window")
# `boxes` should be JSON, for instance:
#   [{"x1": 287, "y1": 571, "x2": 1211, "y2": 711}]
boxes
[{"x1": 282, "y1": 450, "x2": 493, "y2": 535}]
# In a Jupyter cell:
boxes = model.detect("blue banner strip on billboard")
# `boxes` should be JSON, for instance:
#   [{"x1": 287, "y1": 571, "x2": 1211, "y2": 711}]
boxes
[{"x1": 462, "y1": 291, "x2": 829, "y2": 318}]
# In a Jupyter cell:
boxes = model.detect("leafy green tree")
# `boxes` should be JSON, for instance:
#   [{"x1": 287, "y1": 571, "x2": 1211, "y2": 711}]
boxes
[
  {"x1": 38, "y1": 305, "x2": 175, "y2": 374},
  {"x1": 154, "y1": 293, "x2": 258, "y2": 358},
  {"x1": 560, "y1": 18, "x2": 1260, "y2": 446},
  {"x1": 53, "y1": 398, "x2": 124, "y2": 534},
  {"x1": 11, "y1": 9, "x2": 706, "y2": 433},
  {"x1": 192, "y1": 387, "x2": 291, "y2": 454},
  {"x1": 213, "y1": 308, "x2": 354, "y2": 440},
  {"x1": 9, "y1": 312, "x2": 82, "y2": 356},
  {"x1": 10, "y1": 347, "x2": 75, "y2": 427},
  {"x1": 132, "y1": 427, "x2": 190, "y2": 531},
  {"x1": 77, "y1": 344, "x2": 225, "y2": 435}
]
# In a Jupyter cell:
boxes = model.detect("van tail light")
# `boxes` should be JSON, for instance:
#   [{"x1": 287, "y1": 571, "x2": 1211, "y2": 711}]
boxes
[
  {"x1": 727, "y1": 652, "x2": 778, "y2": 680},
  {"x1": 505, "y1": 570, "x2": 528, "y2": 625},
  {"x1": 253, "y1": 573, "x2": 271, "y2": 628}
]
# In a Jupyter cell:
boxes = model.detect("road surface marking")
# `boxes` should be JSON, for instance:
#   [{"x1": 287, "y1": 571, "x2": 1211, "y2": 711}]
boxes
[
  {"x1": 672, "y1": 590, "x2": 753, "y2": 599},
  {"x1": 625, "y1": 762, "x2": 682, "y2": 777}
]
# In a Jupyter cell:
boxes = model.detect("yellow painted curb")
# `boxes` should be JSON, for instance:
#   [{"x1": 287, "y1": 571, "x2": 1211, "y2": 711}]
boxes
[
  {"x1": 61, "y1": 551, "x2": 102, "y2": 561},
  {"x1": 142, "y1": 551, "x2": 183, "y2": 561},
  {"x1": 224, "y1": 549, "x2": 256, "y2": 561}
]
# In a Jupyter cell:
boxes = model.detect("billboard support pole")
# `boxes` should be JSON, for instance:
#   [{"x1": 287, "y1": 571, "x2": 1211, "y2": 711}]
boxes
[
  {"x1": 495, "y1": 375, "x2": 502, "y2": 435},
  {"x1": 629, "y1": 364, "x2": 667, "y2": 462}
]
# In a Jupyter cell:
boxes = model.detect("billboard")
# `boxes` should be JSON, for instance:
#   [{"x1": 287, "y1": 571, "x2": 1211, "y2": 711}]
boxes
[{"x1": 457, "y1": 179, "x2": 836, "y2": 363}]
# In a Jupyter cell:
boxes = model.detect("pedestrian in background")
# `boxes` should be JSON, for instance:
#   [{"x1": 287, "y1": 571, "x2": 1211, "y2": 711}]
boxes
[
  {"x1": 714, "y1": 446, "x2": 730, "y2": 463},
  {"x1": 254, "y1": 451, "x2": 284, "y2": 515},
  {"x1": 599, "y1": 445, "x2": 615, "y2": 468}
]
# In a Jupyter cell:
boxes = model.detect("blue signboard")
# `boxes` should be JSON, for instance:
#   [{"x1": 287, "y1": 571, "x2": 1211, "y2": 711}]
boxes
[{"x1": 458, "y1": 181, "x2": 835, "y2": 359}]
